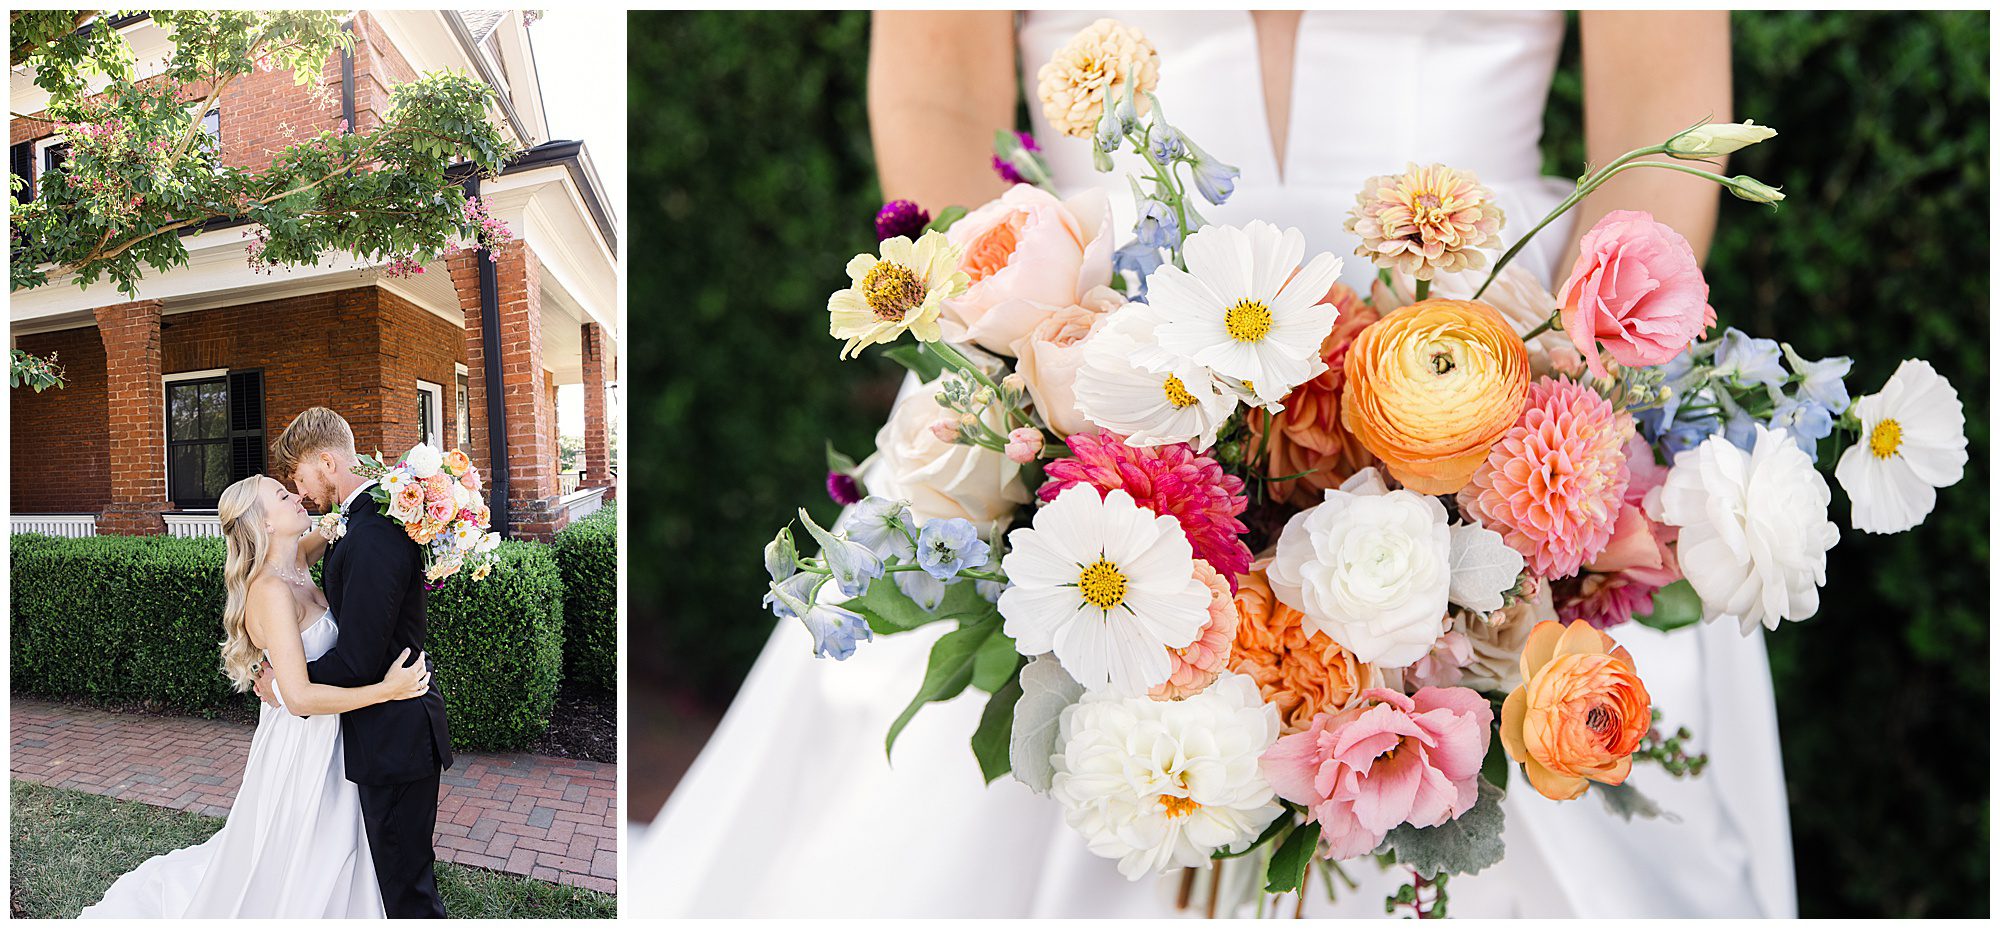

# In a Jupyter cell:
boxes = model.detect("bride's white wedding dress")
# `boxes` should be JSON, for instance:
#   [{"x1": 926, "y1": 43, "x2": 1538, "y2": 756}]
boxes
[
  {"x1": 82, "y1": 611, "x2": 384, "y2": 918},
  {"x1": 634, "y1": 10, "x2": 1795, "y2": 917}
]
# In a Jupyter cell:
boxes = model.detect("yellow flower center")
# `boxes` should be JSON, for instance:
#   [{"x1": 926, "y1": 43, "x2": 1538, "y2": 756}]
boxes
[
  {"x1": 1157, "y1": 795, "x2": 1199, "y2": 819},
  {"x1": 1224, "y1": 299, "x2": 1273, "y2": 343},
  {"x1": 1161, "y1": 374, "x2": 1198, "y2": 410},
  {"x1": 861, "y1": 261, "x2": 924, "y2": 322},
  {"x1": 1869, "y1": 419, "x2": 1903, "y2": 459},
  {"x1": 1078, "y1": 557, "x2": 1128, "y2": 611}
]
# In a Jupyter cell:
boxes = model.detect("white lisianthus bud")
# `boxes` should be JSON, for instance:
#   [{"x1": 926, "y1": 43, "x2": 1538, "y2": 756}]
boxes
[
  {"x1": 1667, "y1": 120, "x2": 1777, "y2": 159},
  {"x1": 1727, "y1": 175, "x2": 1786, "y2": 204}
]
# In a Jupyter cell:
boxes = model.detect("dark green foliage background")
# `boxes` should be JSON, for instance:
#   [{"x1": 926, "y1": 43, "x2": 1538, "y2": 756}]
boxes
[
  {"x1": 9, "y1": 534, "x2": 586, "y2": 753},
  {"x1": 552, "y1": 504, "x2": 619, "y2": 694},
  {"x1": 628, "y1": 10, "x2": 1988, "y2": 917}
]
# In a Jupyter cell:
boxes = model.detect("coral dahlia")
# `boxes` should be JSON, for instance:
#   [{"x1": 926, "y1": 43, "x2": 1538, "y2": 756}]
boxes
[
  {"x1": 1459, "y1": 378, "x2": 1633, "y2": 579},
  {"x1": 1040, "y1": 431, "x2": 1253, "y2": 583}
]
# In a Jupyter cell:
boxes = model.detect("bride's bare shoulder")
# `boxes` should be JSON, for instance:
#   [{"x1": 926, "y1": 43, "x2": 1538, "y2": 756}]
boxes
[{"x1": 242, "y1": 575, "x2": 305, "y2": 647}]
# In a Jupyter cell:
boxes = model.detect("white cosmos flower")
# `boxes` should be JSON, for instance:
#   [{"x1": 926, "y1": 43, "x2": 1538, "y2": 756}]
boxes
[
  {"x1": 1049, "y1": 671, "x2": 1281, "y2": 880},
  {"x1": 1267, "y1": 468, "x2": 1452, "y2": 668},
  {"x1": 1149, "y1": 220, "x2": 1343, "y2": 406},
  {"x1": 998, "y1": 485, "x2": 1210, "y2": 695},
  {"x1": 1834, "y1": 358, "x2": 1968, "y2": 534},
  {"x1": 1660, "y1": 424, "x2": 1840, "y2": 634},
  {"x1": 1072, "y1": 301, "x2": 1236, "y2": 450}
]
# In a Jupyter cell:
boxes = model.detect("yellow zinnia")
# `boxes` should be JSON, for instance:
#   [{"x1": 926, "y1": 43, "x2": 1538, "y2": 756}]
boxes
[
  {"x1": 827, "y1": 231, "x2": 968, "y2": 360},
  {"x1": 1341, "y1": 299, "x2": 1530, "y2": 494}
]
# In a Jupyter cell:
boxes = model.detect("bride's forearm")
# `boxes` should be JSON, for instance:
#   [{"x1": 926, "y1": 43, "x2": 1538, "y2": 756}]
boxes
[
  {"x1": 1566, "y1": 11, "x2": 1731, "y2": 270},
  {"x1": 275, "y1": 676, "x2": 394, "y2": 717},
  {"x1": 868, "y1": 11, "x2": 1018, "y2": 209}
]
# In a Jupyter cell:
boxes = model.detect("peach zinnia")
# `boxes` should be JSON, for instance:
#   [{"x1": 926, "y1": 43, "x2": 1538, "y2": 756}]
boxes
[
  {"x1": 1341, "y1": 299, "x2": 1531, "y2": 494},
  {"x1": 1459, "y1": 378, "x2": 1634, "y2": 580},
  {"x1": 1499, "y1": 620, "x2": 1653, "y2": 801},
  {"x1": 1228, "y1": 563, "x2": 1378, "y2": 733},
  {"x1": 1346, "y1": 163, "x2": 1505, "y2": 281},
  {"x1": 1249, "y1": 284, "x2": 1381, "y2": 507}
]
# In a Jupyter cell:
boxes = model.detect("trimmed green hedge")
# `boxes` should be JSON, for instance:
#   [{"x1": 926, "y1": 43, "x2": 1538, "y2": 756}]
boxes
[
  {"x1": 10, "y1": 533, "x2": 565, "y2": 753},
  {"x1": 552, "y1": 503, "x2": 617, "y2": 694}
]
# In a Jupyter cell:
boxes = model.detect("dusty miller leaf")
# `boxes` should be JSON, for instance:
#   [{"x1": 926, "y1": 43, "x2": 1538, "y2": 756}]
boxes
[
  {"x1": 1597, "y1": 781, "x2": 1677, "y2": 822},
  {"x1": 1007, "y1": 654, "x2": 1084, "y2": 794},
  {"x1": 1383, "y1": 778, "x2": 1507, "y2": 879},
  {"x1": 1449, "y1": 522, "x2": 1525, "y2": 613}
]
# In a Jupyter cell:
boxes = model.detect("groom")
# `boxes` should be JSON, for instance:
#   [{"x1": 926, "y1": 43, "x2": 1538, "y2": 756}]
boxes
[{"x1": 264, "y1": 407, "x2": 453, "y2": 918}]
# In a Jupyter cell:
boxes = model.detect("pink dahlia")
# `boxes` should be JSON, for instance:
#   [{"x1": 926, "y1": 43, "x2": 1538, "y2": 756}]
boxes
[
  {"x1": 1039, "y1": 432, "x2": 1253, "y2": 583},
  {"x1": 1261, "y1": 687, "x2": 1493, "y2": 859},
  {"x1": 1458, "y1": 378, "x2": 1633, "y2": 579},
  {"x1": 1150, "y1": 559, "x2": 1239, "y2": 701},
  {"x1": 1557, "y1": 572, "x2": 1660, "y2": 630}
]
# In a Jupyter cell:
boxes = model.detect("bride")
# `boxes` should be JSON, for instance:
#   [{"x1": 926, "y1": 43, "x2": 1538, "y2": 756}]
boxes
[
  {"x1": 82, "y1": 476, "x2": 431, "y2": 918},
  {"x1": 636, "y1": 10, "x2": 1794, "y2": 917}
]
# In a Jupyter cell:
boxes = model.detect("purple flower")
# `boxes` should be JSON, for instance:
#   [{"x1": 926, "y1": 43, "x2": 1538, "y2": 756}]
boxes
[
  {"x1": 874, "y1": 199, "x2": 931, "y2": 242},
  {"x1": 825, "y1": 471, "x2": 863, "y2": 505},
  {"x1": 991, "y1": 131, "x2": 1041, "y2": 185}
]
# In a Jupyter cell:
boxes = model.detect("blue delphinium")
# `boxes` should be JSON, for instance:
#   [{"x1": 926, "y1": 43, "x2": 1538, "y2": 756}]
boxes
[
  {"x1": 1770, "y1": 394, "x2": 1835, "y2": 462},
  {"x1": 798, "y1": 508, "x2": 883, "y2": 598},
  {"x1": 895, "y1": 571, "x2": 948, "y2": 611},
  {"x1": 1135, "y1": 199, "x2": 1181, "y2": 251},
  {"x1": 1781, "y1": 345, "x2": 1853, "y2": 415},
  {"x1": 798, "y1": 601, "x2": 873, "y2": 660},
  {"x1": 845, "y1": 495, "x2": 916, "y2": 561},
  {"x1": 763, "y1": 571, "x2": 821, "y2": 621},
  {"x1": 1113, "y1": 241, "x2": 1165, "y2": 299},
  {"x1": 1710, "y1": 328, "x2": 1787, "y2": 388},
  {"x1": 1148, "y1": 124, "x2": 1186, "y2": 164},
  {"x1": 915, "y1": 518, "x2": 990, "y2": 581},
  {"x1": 1183, "y1": 138, "x2": 1240, "y2": 206}
]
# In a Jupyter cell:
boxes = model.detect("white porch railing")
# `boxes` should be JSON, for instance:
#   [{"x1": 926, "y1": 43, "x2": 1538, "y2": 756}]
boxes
[
  {"x1": 12, "y1": 514, "x2": 98, "y2": 538},
  {"x1": 562, "y1": 486, "x2": 608, "y2": 522},
  {"x1": 163, "y1": 513, "x2": 223, "y2": 538},
  {"x1": 559, "y1": 471, "x2": 581, "y2": 495}
]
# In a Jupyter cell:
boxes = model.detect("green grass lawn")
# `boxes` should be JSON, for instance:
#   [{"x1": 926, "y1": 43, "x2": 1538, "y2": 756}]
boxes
[{"x1": 9, "y1": 780, "x2": 615, "y2": 919}]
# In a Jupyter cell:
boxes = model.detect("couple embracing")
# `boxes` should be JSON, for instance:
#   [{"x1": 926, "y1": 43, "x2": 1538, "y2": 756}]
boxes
[{"x1": 84, "y1": 408, "x2": 453, "y2": 919}]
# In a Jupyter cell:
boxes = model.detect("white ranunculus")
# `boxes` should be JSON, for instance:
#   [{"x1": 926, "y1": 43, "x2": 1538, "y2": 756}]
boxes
[
  {"x1": 864, "y1": 377, "x2": 1030, "y2": 526},
  {"x1": 1267, "y1": 468, "x2": 1452, "y2": 668},
  {"x1": 1833, "y1": 358, "x2": 1968, "y2": 534},
  {"x1": 1660, "y1": 424, "x2": 1840, "y2": 634},
  {"x1": 405, "y1": 444, "x2": 443, "y2": 479},
  {"x1": 1049, "y1": 671, "x2": 1280, "y2": 880}
]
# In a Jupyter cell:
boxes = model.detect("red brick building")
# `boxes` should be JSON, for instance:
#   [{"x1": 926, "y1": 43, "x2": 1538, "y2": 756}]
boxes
[{"x1": 10, "y1": 11, "x2": 619, "y2": 541}]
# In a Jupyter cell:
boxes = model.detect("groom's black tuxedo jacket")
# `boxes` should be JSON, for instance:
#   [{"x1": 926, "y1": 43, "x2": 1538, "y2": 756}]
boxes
[{"x1": 306, "y1": 490, "x2": 453, "y2": 786}]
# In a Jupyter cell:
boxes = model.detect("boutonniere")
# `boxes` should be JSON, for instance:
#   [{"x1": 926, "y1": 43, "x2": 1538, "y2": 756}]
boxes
[
  {"x1": 352, "y1": 443, "x2": 502, "y2": 589},
  {"x1": 316, "y1": 510, "x2": 348, "y2": 543}
]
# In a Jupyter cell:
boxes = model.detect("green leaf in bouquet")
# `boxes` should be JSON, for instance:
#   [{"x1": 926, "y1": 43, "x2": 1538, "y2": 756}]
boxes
[
  {"x1": 1596, "y1": 781, "x2": 1672, "y2": 822},
  {"x1": 885, "y1": 614, "x2": 999, "y2": 760},
  {"x1": 924, "y1": 205, "x2": 969, "y2": 234},
  {"x1": 825, "y1": 440, "x2": 859, "y2": 475},
  {"x1": 1633, "y1": 579, "x2": 1703, "y2": 632},
  {"x1": 881, "y1": 343, "x2": 947, "y2": 383},
  {"x1": 1382, "y1": 778, "x2": 1507, "y2": 879},
  {"x1": 971, "y1": 673, "x2": 1025, "y2": 784},
  {"x1": 970, "y1": 630, "x2": 1021, "y2": 693},
  {"x1": 1008, "y1": 654, "x2": 1085, "y2": 794},
  {"x1": 1480, "y1": 725, "x2": 1511, "y2": 792},
  {"x1": 1264, "y1": 819, "x2": 1322, "y2": 894},
  {"x1": 846, "y1": 577, "x2": 991, "y2": 634}
]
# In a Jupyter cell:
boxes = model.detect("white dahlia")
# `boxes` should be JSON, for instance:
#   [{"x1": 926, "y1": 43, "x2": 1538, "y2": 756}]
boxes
[
  {"x1": 1834, "y1": 358, "x2": 1968, "y2": 534},
  {"x1": 1049, "y1": 671, "x2": 1281, "y2": 879},
  {"x1": 1150, "y1": 221, "x2": 1344, "y2": 406},
  {"x1": 998, "y1": 485, "x2": 1210, "y2": 695},
  {"x1": 1660, "y1": 424, "x2": 1840, "y2": 634}
]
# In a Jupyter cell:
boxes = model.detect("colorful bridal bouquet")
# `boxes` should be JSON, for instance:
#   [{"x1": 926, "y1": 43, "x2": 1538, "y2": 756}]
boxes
[
  {"x1": 764, "y1": 18, "x2": 1968, "y2": 916},
  {"x1": 352, "y1": 443, "x2": 501, "y2": 587}
]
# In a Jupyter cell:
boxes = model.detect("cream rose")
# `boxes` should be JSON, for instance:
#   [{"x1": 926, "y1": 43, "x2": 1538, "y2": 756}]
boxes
[
  {"x1": 943, "y1": 185, "x2": 1114, "y2": 356},
  {"x1": 865, "y1": 378, "x2": 1031, "y2": 526},
  {"x1": 1010, "y1": 285, "x2": 1123, "y2": 437},
  {"x1": 1460, "y1": 585, "x2": 1557, "y2": 694}
]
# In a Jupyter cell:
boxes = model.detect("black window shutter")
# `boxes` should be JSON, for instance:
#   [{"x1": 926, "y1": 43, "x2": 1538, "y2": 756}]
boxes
[
  {"x1": 228, "y1": 370, "x2": 266, "y2": 480},
  {"x1": 11, "y1": 142, "x2": 33, "y2": 202}
]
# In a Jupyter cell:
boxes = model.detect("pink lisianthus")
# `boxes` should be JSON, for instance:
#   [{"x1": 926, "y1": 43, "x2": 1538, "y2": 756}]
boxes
[
  {"x1": 1004, "y1": 427, "x2": 1045, "y2": 464},
  {"x1": 1557, "y1": 210, "x2": 1716, "y2": 379},
  {"x1": 1404, "y1": 625, "x2": 1474, "y2": 690},
  {"x1": 1261, "y1": 687, "x2": 1493, "y2": 859},
  {"x1": 1150, "y1": 560, "x2": 1239, "y2": 701},
  {"x1": 942, "y1": 185, "x2": 1115, "y2": 355},
  {"x1": 1039, "y1": 432, "x2": 1253, "y2": 584}
]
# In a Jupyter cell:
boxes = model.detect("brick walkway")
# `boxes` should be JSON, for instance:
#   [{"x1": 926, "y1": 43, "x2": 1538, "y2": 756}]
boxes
[{"x1": 9, "y1": 700, "x2": 616, "y2": 894}]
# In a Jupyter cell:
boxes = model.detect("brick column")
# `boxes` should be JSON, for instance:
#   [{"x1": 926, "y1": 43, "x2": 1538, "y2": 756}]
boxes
[
  {"x1": 447, "y1": 249, "x2": 492, "y2": 477},
  {"x1": 580, "y1": 321, "x2": 613, "y2": 492},
  {"x1": 94, "y1": 300, "x2": 167, "y2": 534},
  {"x1": 492, "y1": 247, "x2": 566, "y2": 540}
]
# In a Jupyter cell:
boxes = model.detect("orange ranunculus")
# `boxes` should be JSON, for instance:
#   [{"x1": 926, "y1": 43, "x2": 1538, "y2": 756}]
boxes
[
  {"x1": 1499, "y1": 620, "x2": 1653, "y2": 801},
  {"x1": 1341, "y1": 298, "x2": 1530, "y2": 494},
  {"x1": 1249, "y1": 285, "x2": 1381, "y2": 507},
  {"x1": 1228, "y1": 561, "x2": 1380, "y2": 733},
  {"x1": 444, "y1": 449, "x2": 473, "y2": 476}
]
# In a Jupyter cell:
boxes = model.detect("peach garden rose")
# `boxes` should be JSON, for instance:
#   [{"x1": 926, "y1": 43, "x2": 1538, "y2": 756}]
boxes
[
  {"x1": 1341, "y1": 299, "x2": 1531, "y2": 494},
  {"x1": 943, "y1": 185, "x2": 1114, "y2": 356},
  {"x1": 1499, "y1": 620, "x2": 1653, "y2": 801},
  {"x1": 1009, "y1": 285, "x2": 1123, "y2": 437}
]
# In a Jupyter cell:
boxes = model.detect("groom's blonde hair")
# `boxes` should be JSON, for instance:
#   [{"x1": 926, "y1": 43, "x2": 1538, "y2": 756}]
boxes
[{"x1": 271, "y1": 406, "x2": 356, "y2": 478}]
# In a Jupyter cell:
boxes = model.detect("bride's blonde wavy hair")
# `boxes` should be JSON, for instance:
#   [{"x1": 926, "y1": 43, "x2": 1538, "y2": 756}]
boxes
[{"x1": 217, "y1": 476, "x2": 274, "y2": 692}]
